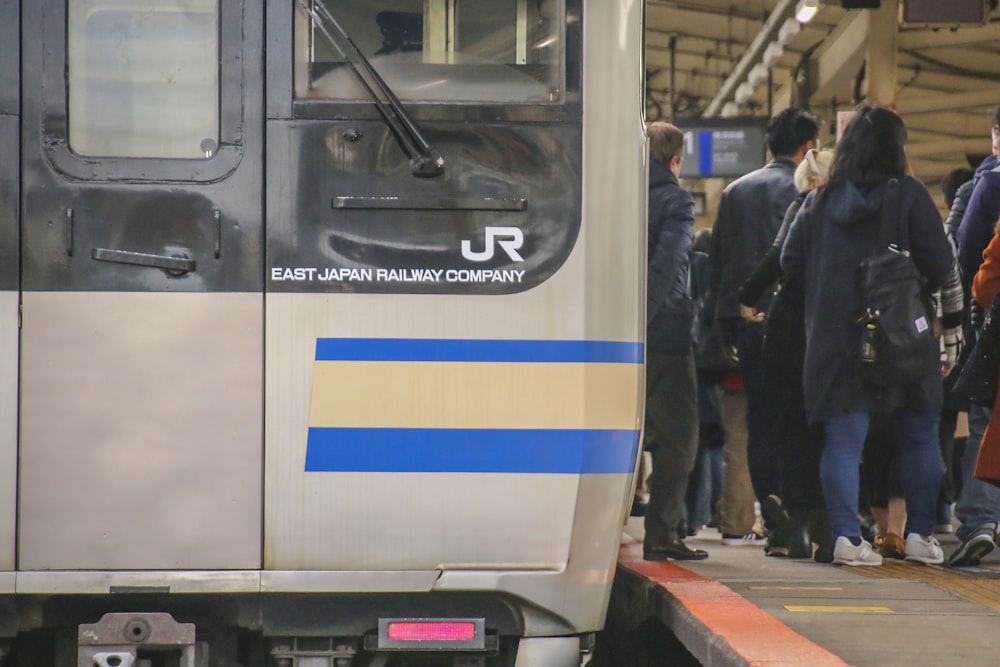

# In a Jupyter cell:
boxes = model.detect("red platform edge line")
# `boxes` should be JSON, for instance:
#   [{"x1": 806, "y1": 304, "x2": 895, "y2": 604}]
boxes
[{"x1": 618, "y1": 542, "x2": 853, "y2": 667}]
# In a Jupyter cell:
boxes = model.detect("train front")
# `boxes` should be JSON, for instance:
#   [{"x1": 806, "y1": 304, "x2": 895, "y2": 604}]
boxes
[{"x1": 264, "y1": 1, "x2": 647, "y2": 665}]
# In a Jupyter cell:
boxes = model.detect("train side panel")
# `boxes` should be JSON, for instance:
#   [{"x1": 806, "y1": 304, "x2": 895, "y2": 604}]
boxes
[
  {"x1": 0, "y1": 0, "x2": 18, "y2": 580},
  {"x1": 16, "y1": 0, "x2": 265, "y2": 570}
]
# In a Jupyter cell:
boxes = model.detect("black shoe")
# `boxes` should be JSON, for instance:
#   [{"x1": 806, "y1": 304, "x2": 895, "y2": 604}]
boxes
[
  {"x1": 948, "y1": 528, "x2": 996, "y2": 567},
  {"x1": 813, "y1": 544, "x2": 834, "y2": 564},
  {"x1": 764, "y1": 535, "x2": 789, "y2": 557},
  {"x1": 785, "y1": 512, "x2": 813, "y2": 559},
  {"x1": 808, "y1": 508, "x2": 833, "y2": 562},
  {"x1": 644, "y1": 539, "x2": 709, "y2": 561},
  {"x1": 630, "y1": 498, "x2": 647, "y2": 517},
  {"x1": 760, "y1": 494, "x2": 789, "y2": 534}
]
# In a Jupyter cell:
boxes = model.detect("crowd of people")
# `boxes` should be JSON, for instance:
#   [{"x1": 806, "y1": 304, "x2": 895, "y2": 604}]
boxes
[{"x1": 639, "y1": 103, "x2": 1000, "y2": 568}]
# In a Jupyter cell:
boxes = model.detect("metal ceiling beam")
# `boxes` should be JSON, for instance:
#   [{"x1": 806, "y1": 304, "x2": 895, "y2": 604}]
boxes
[
  {"x1": 898, "y1": 21, "x2": 1000, "y2": 50},
  {"x1": 702, "y1": 0, "x2": 797, "y2": 117},
  {"x1": 772, "y1": 9, "x2": 868, "y2": 112},
  {"x1": 898, "y1": 89, "x2": 1000, "y2": 114},
  {"x1": 905, "y1": 137, "x2": 987, "y2": 158}
]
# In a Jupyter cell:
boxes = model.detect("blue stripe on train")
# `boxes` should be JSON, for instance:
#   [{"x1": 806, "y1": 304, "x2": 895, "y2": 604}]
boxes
[
  {"x1": 305, "y1": 427, "x2": 641, "y2": 474},
  {"x1": 314, "y1": 338, "x2": 644, "y2": 364}
]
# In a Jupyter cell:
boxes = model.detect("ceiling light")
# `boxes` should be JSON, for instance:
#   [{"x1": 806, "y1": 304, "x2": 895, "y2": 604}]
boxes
[
  {"x1": 777, "y1": 17, "x2": 802, "y2": 45},
  {"x1": 762, "y1": 42, "x2": 784, "y2": 68},
  {"x1": 735, "y1": 82, "x2": 755, "y2": 104},
  {"x1": 748, "y1": 63, "x2": 769, "y2": 87},
  {"x1": 795, "y1": 0, "x2": 819, "y2": 23}
]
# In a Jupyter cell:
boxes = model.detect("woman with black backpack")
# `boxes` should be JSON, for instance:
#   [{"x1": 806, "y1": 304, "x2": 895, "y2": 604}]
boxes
[{"x1": 780, "y1": 105, "x2": 957, "y2": 566}]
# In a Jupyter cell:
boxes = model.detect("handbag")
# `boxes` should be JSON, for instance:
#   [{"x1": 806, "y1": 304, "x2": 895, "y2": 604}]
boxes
[
  {"x1": 951, "y1": 293, "x2": 1000, "y2": 406},
  {"x1": 855, "y1": 180, "x2": 940, "y2": 387}
]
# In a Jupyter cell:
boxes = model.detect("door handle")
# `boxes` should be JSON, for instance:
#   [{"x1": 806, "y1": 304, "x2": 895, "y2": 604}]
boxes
[{"x1": 91, "y1": 248, "x2": 197, "y2": 276}]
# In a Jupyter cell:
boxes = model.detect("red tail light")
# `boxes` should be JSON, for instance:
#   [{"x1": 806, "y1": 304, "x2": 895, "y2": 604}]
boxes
[
  {"x1": 388, "y1": 621, "x2": 476, "y2": 641},
  {"x1": 376, "y1": 618, "x2": 486, "y2": 650}
]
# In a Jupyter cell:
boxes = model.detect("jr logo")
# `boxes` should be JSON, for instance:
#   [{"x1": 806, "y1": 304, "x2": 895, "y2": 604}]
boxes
[{"x1": 461, "y1": 226, "x2": 525, "y2": 262}]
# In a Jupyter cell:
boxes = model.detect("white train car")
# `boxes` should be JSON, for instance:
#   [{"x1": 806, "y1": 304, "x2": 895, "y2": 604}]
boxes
[{"x1": 0, "y1": 0, "x2": 647, "y2": 665}]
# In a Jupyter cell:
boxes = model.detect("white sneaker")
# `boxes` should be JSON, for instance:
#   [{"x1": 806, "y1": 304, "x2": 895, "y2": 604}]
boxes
[
  {"x1": 904, "y1": 533, "x2": 944, "y2": 565},
  {"x1": 832, "y1": 536, "x2": 883, "y2": 566},
  {"x1": 721, "y1": 532, "x2": 766, "y2": 546}
]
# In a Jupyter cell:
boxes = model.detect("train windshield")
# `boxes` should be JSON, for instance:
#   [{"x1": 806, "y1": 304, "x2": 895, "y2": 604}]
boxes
[
  {"x1": 66, "y1": 0, "x2": 220, "y2": 159},
  {"x1": 295, "y1": 0, "x2": 562, "y2": 103}
]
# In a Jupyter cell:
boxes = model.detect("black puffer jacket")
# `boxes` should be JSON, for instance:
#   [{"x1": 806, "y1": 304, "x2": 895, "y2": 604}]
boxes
[
  {"x1": 781, "y1": 176, "x2": 954, "y2": 424},
  {"x1": 647, "y1": 157, "x2": 696, "y2": 354}
]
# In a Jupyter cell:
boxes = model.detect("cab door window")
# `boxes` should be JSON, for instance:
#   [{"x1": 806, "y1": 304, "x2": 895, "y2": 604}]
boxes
[
  {"x1": 68, "y1": 0, "x2": 219, "y2": 159},
  {"x1": 295, "y1": 0, "x2": 562, "y2": 103}
]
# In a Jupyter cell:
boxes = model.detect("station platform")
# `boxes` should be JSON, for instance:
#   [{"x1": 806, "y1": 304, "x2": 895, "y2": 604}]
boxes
[{"x1": 609, "y1": 517, "x2": 1000, "y2": 667}]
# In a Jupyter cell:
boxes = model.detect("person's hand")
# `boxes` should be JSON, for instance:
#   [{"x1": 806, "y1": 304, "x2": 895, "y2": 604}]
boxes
[
  {"x1": 719, "y1": 317, "x2": 740, "y2": 365},
  {"x1": 739, "y1": 304, "x2": 765, "y2": 323},
  {"x1": 724, "y1": 344, "x2": 740, "y2": 366},
  {"x1": 941, "y1": 325, "x2": 964, "y2": 373}
]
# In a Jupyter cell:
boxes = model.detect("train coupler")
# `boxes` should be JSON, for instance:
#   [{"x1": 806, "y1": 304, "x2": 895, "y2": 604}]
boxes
[{"x1": 78, "y1": 612, "x2": 197, "y2": 667}]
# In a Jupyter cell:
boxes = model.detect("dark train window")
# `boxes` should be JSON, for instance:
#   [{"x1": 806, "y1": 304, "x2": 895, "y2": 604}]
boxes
[
  {"x1": 294, "y1": 0, "x2": 562, "y2": 103},
  {"x1": 67, "y1": 0, "x2": 220, "y2": 159}
]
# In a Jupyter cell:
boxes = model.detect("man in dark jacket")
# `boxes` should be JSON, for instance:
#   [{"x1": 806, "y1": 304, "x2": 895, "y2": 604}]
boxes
[
  {"x1": 707, "y1": 108, "x2": 820, "y2": 547},
  {"x1": 642, "y1": 121, "x2": 706, "y2": 561},
  {"x1": 950, "y1": 106, "x2": 1000, "y2": 566}
]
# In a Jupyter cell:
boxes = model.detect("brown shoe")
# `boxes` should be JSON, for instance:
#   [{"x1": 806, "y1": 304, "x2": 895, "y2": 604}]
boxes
[{"x1": 877, "y1": 532, "x2": 906, "y2": 559}]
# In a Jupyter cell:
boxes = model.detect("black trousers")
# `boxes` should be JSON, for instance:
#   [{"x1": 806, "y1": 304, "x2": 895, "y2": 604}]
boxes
[
  {"x1": 762, "y1": 317, "x2": 825, "y2": 514},
  {"x1": 643, "y1": 350, "x2": 699, "y2": 546}
]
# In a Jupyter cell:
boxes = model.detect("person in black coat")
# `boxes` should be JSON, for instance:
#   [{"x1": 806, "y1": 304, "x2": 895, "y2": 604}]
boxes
[
  {"x1": 781, "y1": 105, "x2": 954, "y2": 566},
  {"x1": 708, "y1": 108, "x2": 820, "y2": 546},
  {"x1": 642, "y1": 121, "x2": 707, "y2": 561},
  {"x1": 738, "y1": 148, "x2": 834, "y2": 560}
]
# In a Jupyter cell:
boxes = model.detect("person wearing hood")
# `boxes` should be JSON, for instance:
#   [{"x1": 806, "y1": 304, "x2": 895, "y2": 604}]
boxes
[
  {"x1": 781, "y1": 104, "x2": 955, "y2": 566},
  {"x1": 641, "y1": 121, "x2": 707, "y2": 562},
  {"x1": 737, "y1": 148, "x2": 835, "y2": 561}
]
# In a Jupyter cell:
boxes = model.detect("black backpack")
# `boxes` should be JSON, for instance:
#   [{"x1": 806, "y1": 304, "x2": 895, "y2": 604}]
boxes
[{"x1": 855, "y1": 179, "x2": 940, "y2": 386}]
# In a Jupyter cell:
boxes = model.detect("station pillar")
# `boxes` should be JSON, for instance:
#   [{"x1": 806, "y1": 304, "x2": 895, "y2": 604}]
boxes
[{"x1": 864, "y1": 0, "x2": 898, "y2": 107}]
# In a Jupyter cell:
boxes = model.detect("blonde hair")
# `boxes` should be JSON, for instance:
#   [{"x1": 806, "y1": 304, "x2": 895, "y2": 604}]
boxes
[{"x1": 794, "y1": 148, "x2": 834, "y2": 192}]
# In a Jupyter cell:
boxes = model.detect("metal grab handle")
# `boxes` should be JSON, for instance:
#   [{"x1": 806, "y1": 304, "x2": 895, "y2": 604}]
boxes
[{"x1": 91, "y1": 248, "x2": 196, "y2": 275}]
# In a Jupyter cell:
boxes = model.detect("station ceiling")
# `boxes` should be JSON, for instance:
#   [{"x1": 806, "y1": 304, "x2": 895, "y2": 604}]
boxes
[{"x1": 645, "y1": 0, "x2": 1000, "y2": 185}]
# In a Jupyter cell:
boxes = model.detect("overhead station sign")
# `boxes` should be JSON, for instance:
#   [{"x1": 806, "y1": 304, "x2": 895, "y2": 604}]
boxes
[{"x1": 675, "y1": 120, "x2": 767, "y2": 179}]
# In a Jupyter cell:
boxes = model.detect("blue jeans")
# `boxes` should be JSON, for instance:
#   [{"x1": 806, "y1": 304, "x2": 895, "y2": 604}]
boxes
[
  {"x1": 823, "y1": 409, "x2": 944, "y2": 540},
  {"x1": 685, "y1": 446, "x2": 712, "y2": 529},
  {"x1": 954, "y1": 403, "x2": 1000, "y2": 541}
]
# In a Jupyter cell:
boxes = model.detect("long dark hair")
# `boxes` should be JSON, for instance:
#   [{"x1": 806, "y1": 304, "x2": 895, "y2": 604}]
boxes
[{"x1": 822, "y1": 104, "x2": 908, "y2": 201}]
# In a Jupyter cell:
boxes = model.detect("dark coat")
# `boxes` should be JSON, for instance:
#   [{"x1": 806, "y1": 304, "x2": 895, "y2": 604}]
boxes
[
  {"x1": 945, "y1": 155, "x2": 995, "y2": 244},
  {"x1": 709, "y1": 159, "x2": 799, "y2": 323},
  {"x1": 647, "y1": 157, "x2": 695, "y2": 354},
  {"x1": 781, "y1": 176, "x2": 954, "y2": 424},
  {"x1": 738, "y1": 191, "x2": 807, "y2": 329},
  {"x1": 957, "y1": 167, "x2": 1000, "y2": 281}
]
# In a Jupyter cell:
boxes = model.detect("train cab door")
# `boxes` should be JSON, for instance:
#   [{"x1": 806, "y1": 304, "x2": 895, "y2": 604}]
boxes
[
  {"x1": 0, "y1": 3, "x2": 19, "y2": 580},
  {"x1": 17, "y1": 0, "x2": 265, "y2": 571}
]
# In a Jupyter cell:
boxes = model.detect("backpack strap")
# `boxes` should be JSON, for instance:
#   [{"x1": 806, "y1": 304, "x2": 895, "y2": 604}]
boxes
[{"x1": 879, "y1": 178, "x2": 904, "y2": 248}]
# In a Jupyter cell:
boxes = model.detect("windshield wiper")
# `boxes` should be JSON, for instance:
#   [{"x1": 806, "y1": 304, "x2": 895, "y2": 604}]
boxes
[{"x1": 295, "y1": 0, "x2": 445, "y2": 178}]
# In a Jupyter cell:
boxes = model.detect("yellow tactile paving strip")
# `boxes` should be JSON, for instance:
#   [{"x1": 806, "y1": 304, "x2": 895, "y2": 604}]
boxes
[{"x1": 851, "y1": 560, "x2": 1000, "y2": 611}]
